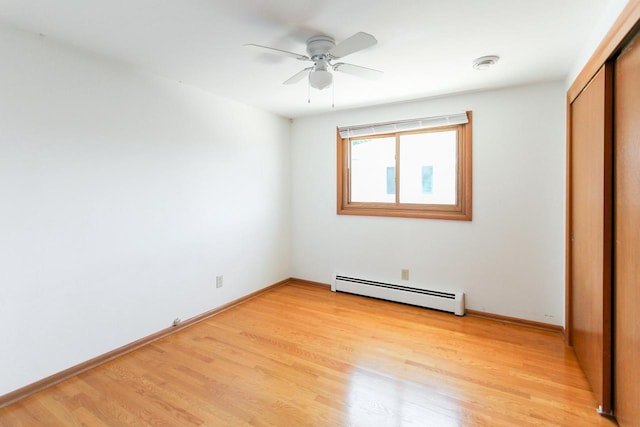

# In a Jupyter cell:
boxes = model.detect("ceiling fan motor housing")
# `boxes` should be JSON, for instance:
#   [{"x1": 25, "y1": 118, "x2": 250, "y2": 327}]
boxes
[{"x1": 306, "y1": 35, "x2": 335, "y2": 59}]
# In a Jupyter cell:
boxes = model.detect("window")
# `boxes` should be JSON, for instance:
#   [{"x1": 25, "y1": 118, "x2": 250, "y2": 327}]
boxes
[{"x1": 337, "y1": 112, "x2": 472, "y2": 220}]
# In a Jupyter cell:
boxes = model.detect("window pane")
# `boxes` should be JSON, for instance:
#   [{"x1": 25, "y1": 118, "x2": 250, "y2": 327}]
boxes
[
  {"x1": 399, "y1": 131, "x2": 457, "y2": 204},
  {"x1": 351, "y1": 137, "x2": 395, "y2": 203}
]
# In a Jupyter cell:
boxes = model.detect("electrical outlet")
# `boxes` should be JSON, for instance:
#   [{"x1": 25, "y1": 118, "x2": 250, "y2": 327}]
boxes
[
  {"x1": 216, "y1": 275, "x2": 223, "y2": 288},
  {"x1": 401, "y1": 269, "x2": 409, "y2": 280}
]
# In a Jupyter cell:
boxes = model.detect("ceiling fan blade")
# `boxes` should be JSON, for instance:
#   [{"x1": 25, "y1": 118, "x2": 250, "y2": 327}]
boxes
[
  {"x1": 328, "y1": 32, "x2": 377, "y2": 59},
  {"x1": 333, "y1": 63, "x2": 383, "y2": 80},
  {"x1": 283, "y1": 67, "x2": 313, "y2": 85},
  {"x1": 244, "y1": 44, "x2": 309, "y2": 61}
]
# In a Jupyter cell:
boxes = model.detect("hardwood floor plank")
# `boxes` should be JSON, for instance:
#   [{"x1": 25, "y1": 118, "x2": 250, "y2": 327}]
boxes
[{"x1": 0, "y1": 282, "x2": 617, "y2": 426}]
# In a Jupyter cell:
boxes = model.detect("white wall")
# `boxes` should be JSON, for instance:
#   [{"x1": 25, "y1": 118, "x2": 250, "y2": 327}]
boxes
[
  {"x1": 291, "y1": 82, "x2": 566, "y2": 325},
  {"x1": 0, "y1": 25, "x2": 291, "y2": 396}
]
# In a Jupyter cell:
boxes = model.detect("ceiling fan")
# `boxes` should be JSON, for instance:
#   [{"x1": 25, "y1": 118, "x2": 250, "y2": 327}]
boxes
[{"x1": 246, "y1": 32, "x2": 383, "y2": 90}]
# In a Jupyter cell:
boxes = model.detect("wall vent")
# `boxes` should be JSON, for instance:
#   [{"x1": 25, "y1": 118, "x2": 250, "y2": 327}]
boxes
[{"x1": 332, "y1": 274, "x2": 465, "y2": 316}]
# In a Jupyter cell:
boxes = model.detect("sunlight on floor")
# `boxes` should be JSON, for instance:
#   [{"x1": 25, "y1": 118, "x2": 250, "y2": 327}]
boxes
[{"x1": 346, "y1": 365, "x2": 462, "y2": 426}]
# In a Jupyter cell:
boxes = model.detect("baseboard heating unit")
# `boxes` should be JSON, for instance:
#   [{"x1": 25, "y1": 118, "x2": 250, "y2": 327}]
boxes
[{"x1": 332, "y1": 275, "x2": 465, "y2": 316}]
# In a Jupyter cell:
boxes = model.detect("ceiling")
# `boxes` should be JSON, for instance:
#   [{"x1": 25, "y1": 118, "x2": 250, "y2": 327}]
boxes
[{"x1": 0, "y1": 0, "x2": 614, "y2": 118}]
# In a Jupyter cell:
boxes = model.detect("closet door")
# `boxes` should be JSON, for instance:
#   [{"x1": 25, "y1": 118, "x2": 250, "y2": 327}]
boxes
[
  {"x1": 613, "y1": 32, "x2": 640, "y2": 426},
  {"x1": 569, "y1": 64, "x2": 613, "y2": 413}
]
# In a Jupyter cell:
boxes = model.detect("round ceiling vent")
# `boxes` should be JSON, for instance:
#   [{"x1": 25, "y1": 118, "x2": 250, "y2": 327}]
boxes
[{"x1": 473, "y1": 55, "x2": 500, "y2": 70}]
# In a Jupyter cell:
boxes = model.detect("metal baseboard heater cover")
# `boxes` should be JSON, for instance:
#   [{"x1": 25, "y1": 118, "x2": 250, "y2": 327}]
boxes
[{"x1": 332, "y1": 275, "x2": 465, "y2": 316}]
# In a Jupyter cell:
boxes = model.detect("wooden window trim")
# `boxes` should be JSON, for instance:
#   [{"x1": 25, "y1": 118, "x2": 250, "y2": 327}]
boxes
[{"x1": 337, "y1": 112, "x2": 472, "y2": 220}]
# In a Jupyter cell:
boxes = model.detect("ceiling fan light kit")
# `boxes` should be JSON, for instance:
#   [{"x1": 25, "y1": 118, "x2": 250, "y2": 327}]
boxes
[
  {"x1": 246, "y1": 32, "x2": 382, "y2": 97},
  {"x1": 309, "y1": 67, "x2": 333, "y2": 90}
]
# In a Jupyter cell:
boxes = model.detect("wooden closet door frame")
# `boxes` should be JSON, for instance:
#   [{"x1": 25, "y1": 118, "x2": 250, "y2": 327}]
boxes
[{"x1": 566, "y1": 1, "x2": 640, "y2": 421}]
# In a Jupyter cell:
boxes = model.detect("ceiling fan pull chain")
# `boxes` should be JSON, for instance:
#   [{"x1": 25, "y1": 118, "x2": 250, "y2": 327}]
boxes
[{"x1": 308, "y1": 79, "x2": 311, "y2": 104}]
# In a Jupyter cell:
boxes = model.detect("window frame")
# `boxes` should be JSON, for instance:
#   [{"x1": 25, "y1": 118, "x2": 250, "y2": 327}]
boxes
[{"x1": 337, "y1": 111, "x2": 472, "y2": 220}]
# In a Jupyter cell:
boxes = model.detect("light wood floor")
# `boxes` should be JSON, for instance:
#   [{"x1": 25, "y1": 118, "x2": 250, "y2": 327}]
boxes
[{"x1": 0, "y1": 282, "x2": 617, "y2": 426}]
